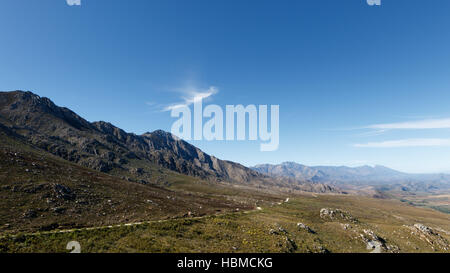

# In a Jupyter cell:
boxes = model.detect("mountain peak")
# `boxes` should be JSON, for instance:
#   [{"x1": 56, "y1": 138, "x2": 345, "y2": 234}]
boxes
[
  {"x1": 2, "y1": 90, "x2": 51, "y2": 106},
  {"x1": 0, "y1": 90, "x2": 93, "y2": 131},
  {"x1": 144, "y1": 129, "x2": 172, "y2": 137}
]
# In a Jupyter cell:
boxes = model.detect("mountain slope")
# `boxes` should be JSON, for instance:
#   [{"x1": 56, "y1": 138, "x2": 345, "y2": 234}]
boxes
[
  {"x1": 0, "y1": 91, "x2": 263, "y2": 183},
  {"x1": 0, "y1": 125, "x2": 261, "y2": 234},
  {"x1": 0, "y1": 90, "x2": 337, "y2": 193}
]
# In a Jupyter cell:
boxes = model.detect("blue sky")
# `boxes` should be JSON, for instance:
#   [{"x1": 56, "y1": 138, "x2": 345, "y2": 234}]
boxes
[{"x1": 1, "y1": 0, "x2": 450, "y2": 173}]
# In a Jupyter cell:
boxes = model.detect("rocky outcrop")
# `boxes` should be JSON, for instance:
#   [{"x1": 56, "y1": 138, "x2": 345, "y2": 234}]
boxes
[
  {"x1": 320, "y1": 208, "x2": 357, "y2": 222},
  {"x1": 414, "y1": 223, "x2": 437, "y2": 235},
  {"x1": 409, "y1": 224, "x2": 449, "y2": 251}
]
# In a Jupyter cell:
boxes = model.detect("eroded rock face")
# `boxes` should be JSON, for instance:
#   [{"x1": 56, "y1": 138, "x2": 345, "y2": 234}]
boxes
[{"x1": 320, "y1": 208, "x2": 357, "y2": 222}]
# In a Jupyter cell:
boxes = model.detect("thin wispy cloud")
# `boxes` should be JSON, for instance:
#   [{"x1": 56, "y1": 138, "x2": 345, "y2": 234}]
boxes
[
  {"x1": 354, "y1": 129, "x2": 387, "y2": 137},
  {"x1": 162, "y1": 86, "x2": 218, "y2": 112},
  {"x1": 352, "y1": 118, "x2": 450, "y2": 148},
  {"x1": 354, "y1": 138, "x2": 450, "y2": 148},
  {"x1": 66, "y1": 0, "x2": 81, "y2": 6},
  {"x1": 327, "y1": 117, "x2": 450, "y2": 135},
  {"x1": 366, "y1": 118, "x2": 450, "y2": 130}
]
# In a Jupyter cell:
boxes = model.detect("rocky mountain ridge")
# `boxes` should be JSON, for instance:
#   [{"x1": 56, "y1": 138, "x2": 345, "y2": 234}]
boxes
[
  {"x1": 252, "y1": 161, "x2": 450, "y2": 193},
  {"x1": 0, "y1": 90, "x2": 338, "y2": 193}
]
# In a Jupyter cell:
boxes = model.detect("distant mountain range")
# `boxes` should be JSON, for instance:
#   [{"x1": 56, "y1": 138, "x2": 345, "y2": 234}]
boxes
[
  {"x1": 0, "y1": 90, "x2": 338, "y2": 193},
  {"x1": 252, "y1": 162, "x2": 450, "y2": 193}
]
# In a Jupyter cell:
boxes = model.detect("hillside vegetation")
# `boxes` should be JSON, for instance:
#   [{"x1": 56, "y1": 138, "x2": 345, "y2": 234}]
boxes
[{"x1": 1, "y1": 195, "x2": 449, "y2": 253}]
